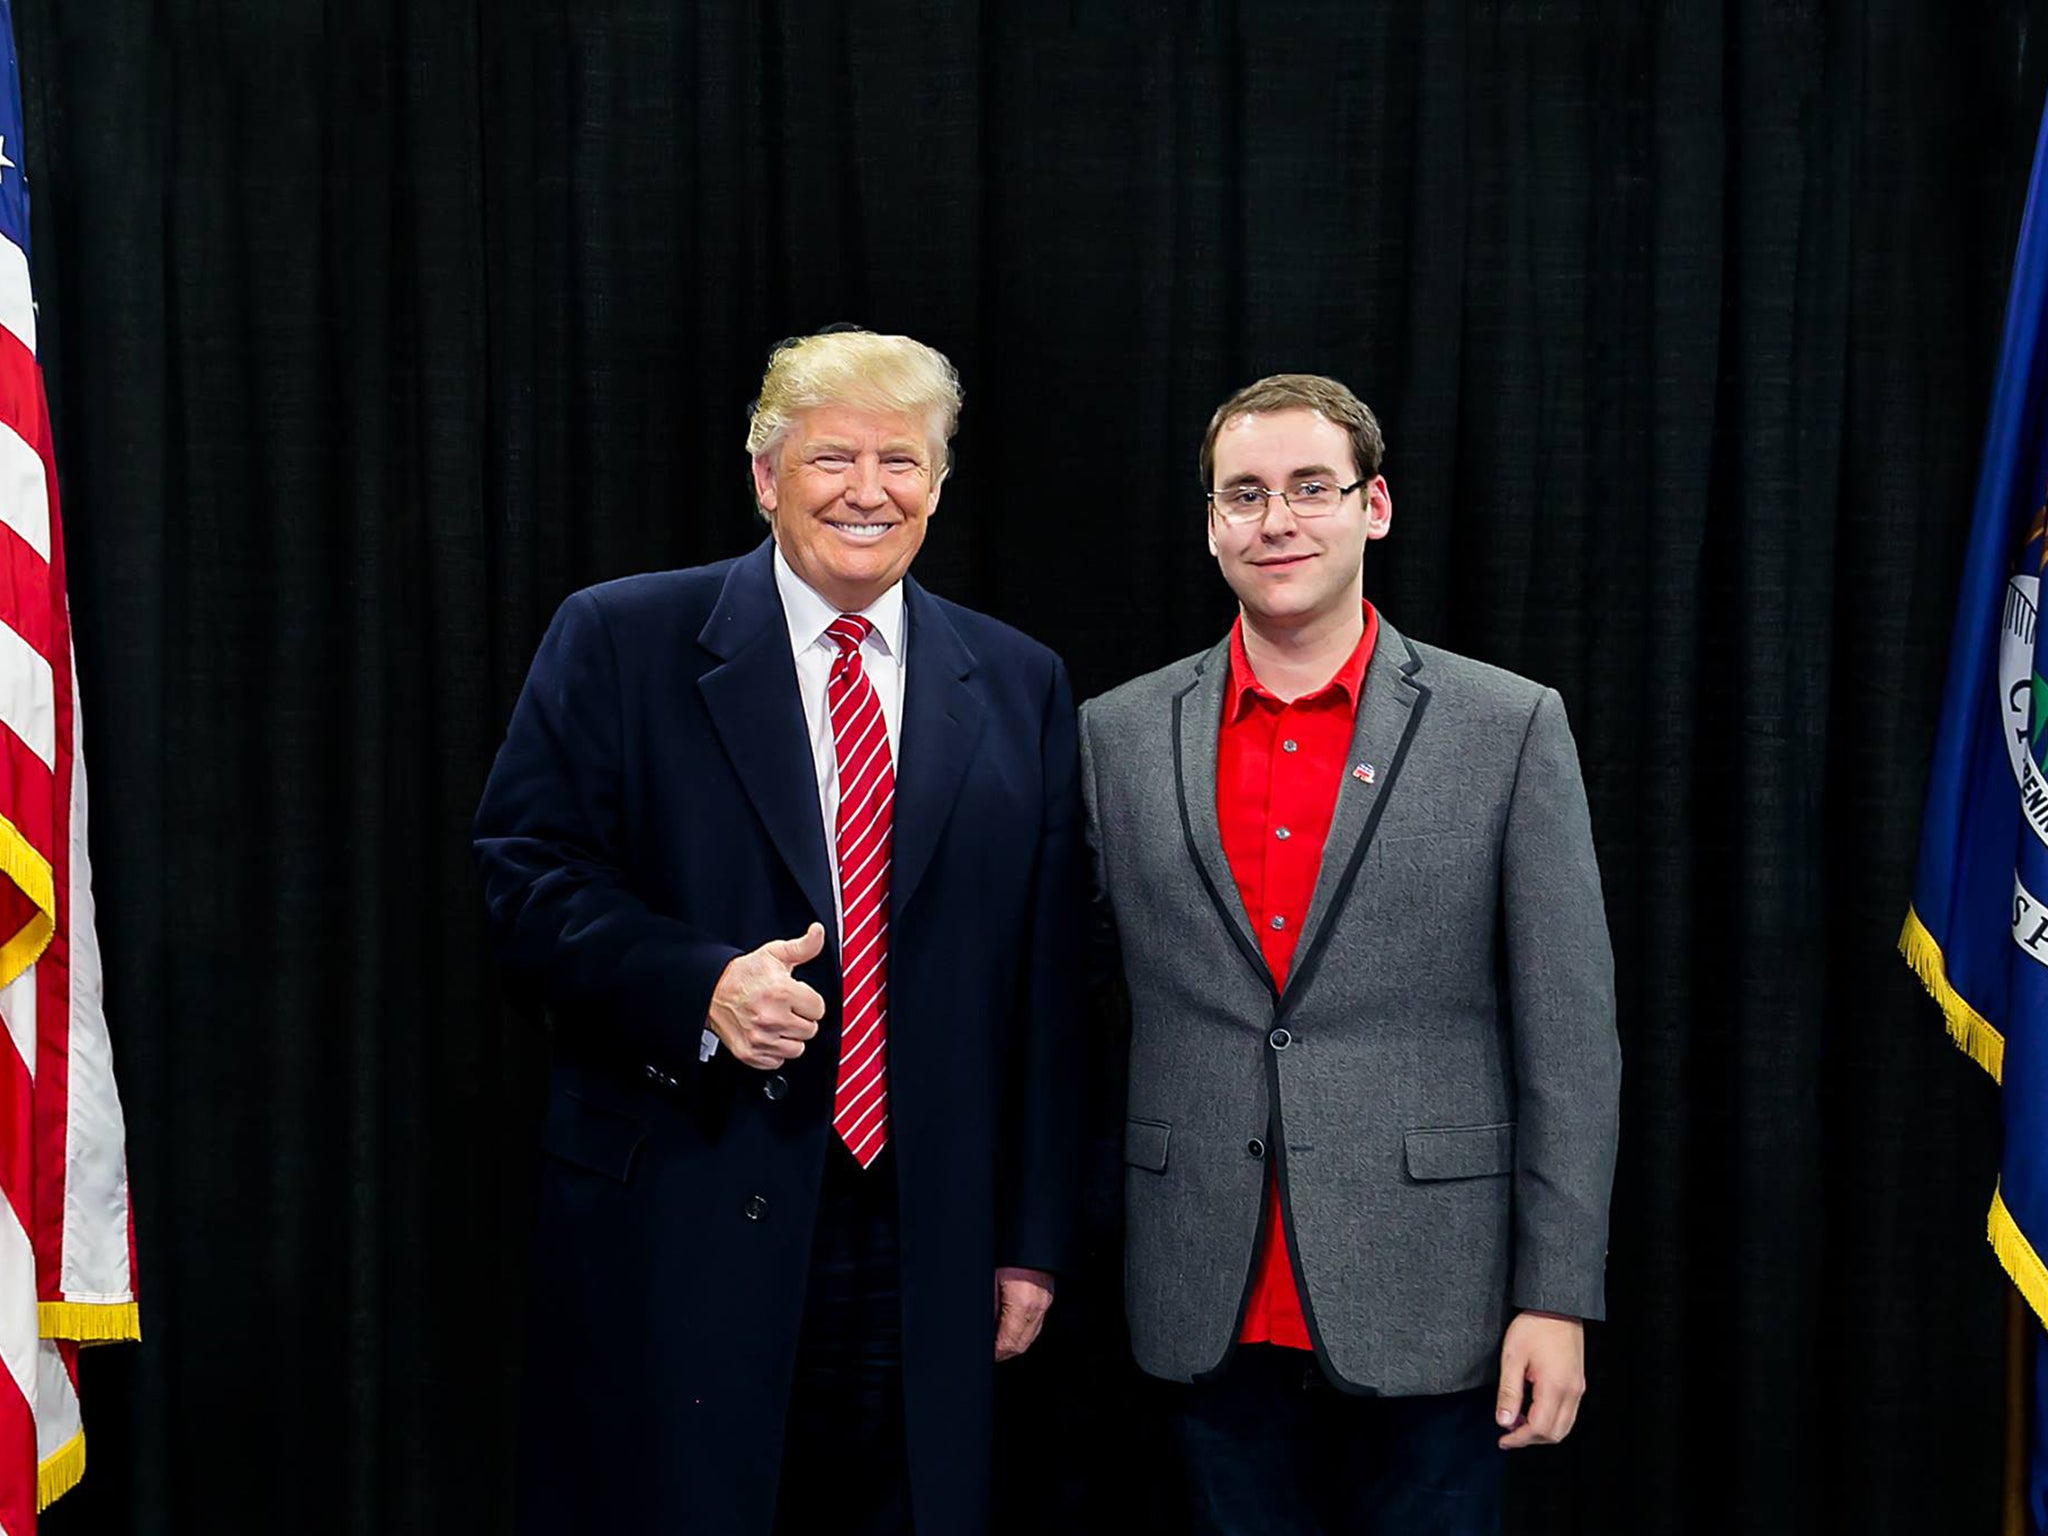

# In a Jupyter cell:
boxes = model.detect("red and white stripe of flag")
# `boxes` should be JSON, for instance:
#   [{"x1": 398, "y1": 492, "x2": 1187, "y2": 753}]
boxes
[{"x1": 0, "y1": 182, "x2": 136, "y2": 1534}]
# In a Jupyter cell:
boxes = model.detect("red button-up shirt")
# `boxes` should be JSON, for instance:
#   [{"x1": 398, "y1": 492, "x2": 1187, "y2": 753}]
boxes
[{"x1": 1216, "y1": 603, "x2": 1379, "y2": 1350}]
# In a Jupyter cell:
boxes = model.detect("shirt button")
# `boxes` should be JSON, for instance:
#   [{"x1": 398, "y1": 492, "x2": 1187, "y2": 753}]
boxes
[
  {"x1": 1281, "y1": 740, "x2": 1298, "y2": 753},
  {"x1": 1275, "y1": 827, "x2": 1291, "y2": 841},
  {"x1": 1270, "y1": 914, "x2": 1286, "y2": 931}
]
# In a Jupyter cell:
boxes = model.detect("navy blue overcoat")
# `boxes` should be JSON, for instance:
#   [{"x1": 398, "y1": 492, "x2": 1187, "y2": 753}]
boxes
[{"x1": 474, "y1": 540, "x2": 1082, "y2": 1534}]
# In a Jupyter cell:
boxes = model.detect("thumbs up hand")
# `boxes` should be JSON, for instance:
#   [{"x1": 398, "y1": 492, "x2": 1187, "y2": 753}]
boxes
[{"x1": 706, "y1": 923, "x2": 828, "y2": 1070}]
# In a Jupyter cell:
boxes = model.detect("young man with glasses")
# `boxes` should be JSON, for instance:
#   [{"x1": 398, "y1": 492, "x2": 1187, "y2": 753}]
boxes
[{"x1": 1080, "y1": 374, "x2": 1620, "y2": 1535}]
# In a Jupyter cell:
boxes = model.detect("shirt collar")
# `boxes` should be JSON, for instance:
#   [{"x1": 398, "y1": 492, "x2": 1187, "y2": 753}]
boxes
[
  {"x1": 773, "y1": 544, "x2": 906, "y2": 662},
  {"x1": 1225, "y1": 601, "x2": 1380, "y2": 722}
]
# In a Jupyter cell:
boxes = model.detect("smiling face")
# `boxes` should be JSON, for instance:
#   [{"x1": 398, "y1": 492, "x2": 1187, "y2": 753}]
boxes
[
  {"x1": 752, "y1": 404, "x2": 942, "y2": 612},
  {"x1": 1207, "y1": 407, "x2": 1391, "y2": 631}
]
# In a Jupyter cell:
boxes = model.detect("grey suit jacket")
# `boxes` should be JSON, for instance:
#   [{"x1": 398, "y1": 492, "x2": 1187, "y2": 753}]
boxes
[{"x1": 1079, "y1": 617, "x2": 1620, "y2": 1396}]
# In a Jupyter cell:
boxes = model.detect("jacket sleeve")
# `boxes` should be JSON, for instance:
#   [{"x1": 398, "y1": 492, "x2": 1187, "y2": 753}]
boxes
[
  {"x1": 473, "y1": 589, "x2": 742, "y2": 1079},
  {"x1": 1077, "y1": 700, "x2": 1127, "y2": 988},
  {"x1": 1074, "y1": 699, "x2": 1134, "y2": 1279},
  {"x1": 1501, "y1": 687, "x2": 1622, "y2": 1320},
  {"x1": 995, "y1": 657, "x2": 1087, "y2": 1275}
]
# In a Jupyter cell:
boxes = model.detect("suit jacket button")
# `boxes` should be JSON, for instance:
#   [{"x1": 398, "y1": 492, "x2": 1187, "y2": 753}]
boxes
[
  {"x1": 744, "y1": 1195, "x2": 769, "y2": 1221},
  {"x1": 1268, "y1": 1027, "x2": 1291, "y2": 1050},
  {"x1": 763, "y1": 1075, "x2": 788, "y2": 1102},
  {"x1": 1247, "y1": 1138, "x2": 1266, "y2": 1159},
  {"x1": 644, "y1": 1063, "x2": 663, "y2": 1084}
]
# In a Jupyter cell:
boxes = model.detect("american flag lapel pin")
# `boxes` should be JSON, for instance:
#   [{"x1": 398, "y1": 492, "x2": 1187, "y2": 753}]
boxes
[{"x1": 1353, "y1": 762, "x2": 1376, "y2": 784}]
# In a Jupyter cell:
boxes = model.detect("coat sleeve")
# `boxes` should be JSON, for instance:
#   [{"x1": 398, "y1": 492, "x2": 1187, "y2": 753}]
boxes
[
  {"x1": 1074, "y1": 699, "x2": 1134, "y2": 1278},
  {"x1": 995, "y1": 656, "x2": 1086, "y2": 1275},
  {"x1": 1501, "y1": 687, "x2": 1622, "y2": 1320},
  {"x1": 473, "y1": 589, "x2": 743, "y2": 1079},
  {"x1": 1076, "y1": 700, "x2": 1126, "y2": 987}
]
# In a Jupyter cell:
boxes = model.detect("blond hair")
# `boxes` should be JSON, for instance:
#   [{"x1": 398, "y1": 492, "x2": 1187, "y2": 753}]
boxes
[
  {"x1": 746, "y1": 329, "x2": 964, "y2": 479},
  {"x1": 1199, "y1": 374, "x2": 1385, "y2": 492}
]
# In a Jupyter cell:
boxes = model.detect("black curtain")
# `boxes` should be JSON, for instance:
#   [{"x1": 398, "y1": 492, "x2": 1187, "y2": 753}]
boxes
[{"x1": 19, "y1": 2, "x2": 2044, "y2": 1532}]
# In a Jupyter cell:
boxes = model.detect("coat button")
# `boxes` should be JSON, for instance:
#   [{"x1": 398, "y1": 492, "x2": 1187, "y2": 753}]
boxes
[
  {"x1": 763, "y1": 1074, "x2": 788, "y2": 1102},
  {"x1": 1268, "y1": 1027, "x2": 1291, "y2": 1050},
  {"x1": 744, "y1": 1194, "x2": 769, "y2": 1221},
  {"x1": 1247, "y1": 1138, "x2": 1266, "y2": 1159}
]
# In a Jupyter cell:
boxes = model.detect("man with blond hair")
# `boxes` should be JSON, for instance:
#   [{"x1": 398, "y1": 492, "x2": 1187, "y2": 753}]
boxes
[
  {"x1": 1082, "y1": 374, "x2": 1620, "y2": 1534},
  {"x1": 476, "y1": 326, "x2": 1082, "y2": 1535}
]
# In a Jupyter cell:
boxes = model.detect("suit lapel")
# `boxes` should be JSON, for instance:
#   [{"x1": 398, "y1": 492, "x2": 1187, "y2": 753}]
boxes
[
  {"x1": 1171, "y1": 639, "x2": 1269, "y2": 991},
  {"x1": 890, "y1": 578, "x2": 984, "y2": 922},
  {"x1": 696, "y1": 542, "x2": 840, "y2": 945},
  {"x1": 1285, "y1": 621, "x2": 1430, "y2": 1004}
]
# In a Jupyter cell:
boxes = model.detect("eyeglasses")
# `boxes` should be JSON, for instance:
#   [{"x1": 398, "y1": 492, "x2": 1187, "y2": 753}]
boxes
[{"x1": 1206, "y1": 479, "x2": 1367, "y2": 524}]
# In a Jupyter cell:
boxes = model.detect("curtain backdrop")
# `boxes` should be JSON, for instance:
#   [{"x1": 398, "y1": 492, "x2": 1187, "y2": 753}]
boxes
[{"x1": 18, "y1": 2, "x2": 2045, "y2": 1531}]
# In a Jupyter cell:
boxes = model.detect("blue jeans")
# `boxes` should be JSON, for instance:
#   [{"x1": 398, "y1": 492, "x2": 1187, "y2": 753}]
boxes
[{"x1": 1170, "y1": 1345, "x2": 1504, "y2": 1536}]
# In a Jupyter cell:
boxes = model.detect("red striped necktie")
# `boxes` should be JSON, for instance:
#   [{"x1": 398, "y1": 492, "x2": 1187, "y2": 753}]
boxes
[{"x1": 824, "y1": 614, "x2": 892, "y2": 1168}]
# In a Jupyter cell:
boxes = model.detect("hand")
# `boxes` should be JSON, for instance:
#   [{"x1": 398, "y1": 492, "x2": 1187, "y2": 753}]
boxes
[
  {"x1": 705, "y1": 924, "x2": 827, "y2": 1070},
  {"x1": 993, "y1": 1267, "x2": 1055, "y2": 1362},
  {"x1": 1495, "y1": 1310, "x2": 1586, "y2": 1449}
]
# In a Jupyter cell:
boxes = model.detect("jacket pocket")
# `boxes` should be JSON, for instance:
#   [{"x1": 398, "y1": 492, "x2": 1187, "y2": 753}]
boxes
[
  {"x1": 1403, "y1": 1121, "x2": 1514, "y2": 1181},
  {"x1": 542, "y1": 1089, "x2": 649, "y2": 1182},
  {"x1": 1124, "y1": 1117, "x2": 1172, "y2": 1173}
]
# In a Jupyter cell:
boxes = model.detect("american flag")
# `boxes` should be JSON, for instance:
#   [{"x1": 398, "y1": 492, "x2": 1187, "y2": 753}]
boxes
[{"x1": 0, "y1": 3, "x2": 138, "y2": 1529}]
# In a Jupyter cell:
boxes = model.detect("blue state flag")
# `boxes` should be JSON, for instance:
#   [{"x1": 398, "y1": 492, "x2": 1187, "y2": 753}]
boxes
[{"x1": 1904, "y1": 97, "x2": 2048, "y2": 1533}]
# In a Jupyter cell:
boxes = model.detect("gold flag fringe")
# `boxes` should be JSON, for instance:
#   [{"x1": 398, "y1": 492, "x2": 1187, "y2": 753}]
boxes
[
  {"x1": 36, "y1": 1429, "x2": 83, "y2": 1511},
  {"x1": 0, "y1": 811, "x2": 54, "y2": 991},
  {"x1": 1900, "y1": 907, "x2": 2006, "y2": 1080},
  {"x1": 1992, "y1": 1185, "x2": 2048, "y2": 1329},
  {"x1": 40, "y1": 1299, "x2": 139, "y2": 1344}
]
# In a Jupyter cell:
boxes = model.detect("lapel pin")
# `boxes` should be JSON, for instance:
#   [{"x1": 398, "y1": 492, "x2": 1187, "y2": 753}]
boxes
[{"x1": 1353, "y1": 763, "x2": 1376, "y2": 783}]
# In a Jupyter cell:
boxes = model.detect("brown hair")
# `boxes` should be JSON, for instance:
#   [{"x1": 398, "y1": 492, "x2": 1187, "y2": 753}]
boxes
[{"x1": 1199, "y1": 374, "x2": 1385, "y2": 491}]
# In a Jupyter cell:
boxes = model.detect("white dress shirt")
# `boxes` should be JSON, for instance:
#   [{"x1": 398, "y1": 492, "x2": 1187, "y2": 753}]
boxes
[{"x1": 702, "y1": 547, "x2": 908, "y2": 1061}]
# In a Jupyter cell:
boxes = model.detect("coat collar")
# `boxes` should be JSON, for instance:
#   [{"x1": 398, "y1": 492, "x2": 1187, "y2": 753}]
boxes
[
  {"x1": 697, "y1": 541, "x2": 840, "y2": 940},
  {"x1": 1286, "y1": 619, "x2": 1428, "y2": 1002},
  {"x1": 890, "y1": 574, "x2": 984, "y2": 922},
  {"x1": 695, "y1": 540, "x2": 985, "y2": 944}
]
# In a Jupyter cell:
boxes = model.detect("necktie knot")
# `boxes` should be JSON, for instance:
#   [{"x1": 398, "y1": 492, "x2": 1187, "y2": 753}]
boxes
[{"x1": 825, "y1": 614, "x2": 873, "y2": 657}]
